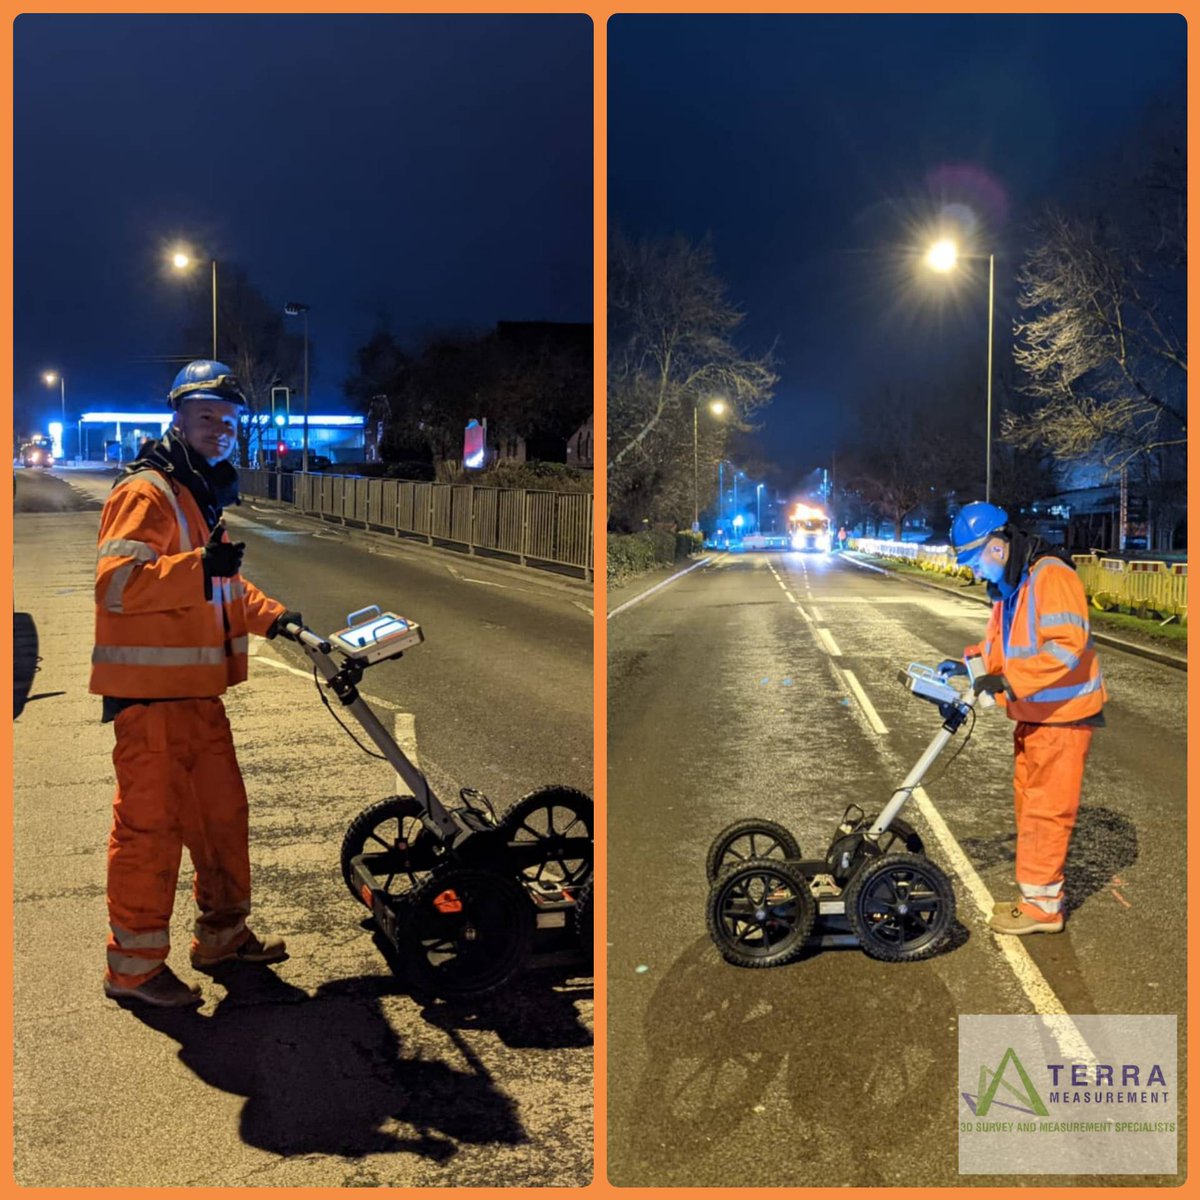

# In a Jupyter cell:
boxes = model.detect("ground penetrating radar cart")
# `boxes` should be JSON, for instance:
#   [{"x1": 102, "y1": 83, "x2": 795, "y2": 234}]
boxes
[
  {"x1": 286, "y1": 606, "x2": 593, "y2": 1000},
  {"x1": 705, "y1": 659, "x2": 995, "y2": 966}
]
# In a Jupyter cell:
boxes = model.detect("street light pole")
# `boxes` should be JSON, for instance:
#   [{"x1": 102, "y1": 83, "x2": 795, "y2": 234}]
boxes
[
  {"x1": 926, "y1": 239, "x2": 996, "y2": 503},
  {"x1": 985, "y1": 252, "x2": 995, "y2": 504},
  {"x1": 285, "y1": 302, "x2": 311, "y2": 472},
  {"x1": 693, "y1": 405, "x2": 700, "y2": 530},
  {"x1": 43, "y1": 371, "x2": 66, "y2": 458},
  {"x1": 756, "y1": 483, "x2": 763, "y2": 532},
  {"x1": 211, "y1": 259, "x2": 218, "y2": 360}
]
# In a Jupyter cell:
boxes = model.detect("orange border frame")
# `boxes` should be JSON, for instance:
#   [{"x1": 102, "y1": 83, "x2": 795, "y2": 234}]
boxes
[{"x1": 2, "y1": 3, "x2": 1195, "y2": 1198}]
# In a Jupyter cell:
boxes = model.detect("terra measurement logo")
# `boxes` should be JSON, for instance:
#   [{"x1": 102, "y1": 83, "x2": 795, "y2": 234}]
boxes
[{"x1": 963, "y1": 1047, "x2": 1048, "y2": 1117}]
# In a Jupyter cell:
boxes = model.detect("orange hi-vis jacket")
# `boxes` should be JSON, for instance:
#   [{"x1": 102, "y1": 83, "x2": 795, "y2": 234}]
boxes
[
  {"x1": 90, "y1": 469, "x2": 284, "y2": 699},
  {"x1": 965, "y1": 555, "x2": 1107, "y2": 725}
]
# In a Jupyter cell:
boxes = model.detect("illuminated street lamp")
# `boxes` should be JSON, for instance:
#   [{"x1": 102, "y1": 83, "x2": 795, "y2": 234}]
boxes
[
  {"x1": 284, "y1": 302, "x2": 311, "y2": 472},
  {"x1": 693, "y1": 398, "x2": 727, "y2": 528},
  {"x1": 756, "y1": 482, "x2": 764, "y2": 532},
  {"x1": 926, "y1": 237, "x2": 996, "y2": 502},
  {"x1": 43, "y1": 371, "x2": 66, "y2": 458},
  {"x1": 170, "y1": 249, "x2": 218, "y2": 360}
]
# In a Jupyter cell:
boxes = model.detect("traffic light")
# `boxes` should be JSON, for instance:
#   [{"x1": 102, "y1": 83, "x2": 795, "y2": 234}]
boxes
[
  {"x1": 271, "y1": 386, "x2": 289, "y2": 424},
  {"x1": 277, "y1": 441, "x2": 288, "y2": 457}
]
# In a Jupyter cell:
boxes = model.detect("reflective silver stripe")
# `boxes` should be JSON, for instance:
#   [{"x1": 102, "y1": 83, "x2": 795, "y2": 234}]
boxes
[
  {"x1": 229, "y1": 635, "x2": 248, "y2": 655},
  {"x1": 93, "y1": 644, "x2": 228, "y2": 667},
  {"x1": 1019, "y1": 881, "x2": 1063, "y2": 898},
  {"x1": 107, "y1": 949, "x2": 164, "y2": 975},
  {"x1": 115, "y1": 471, "x2": 193, "y2": 552},
  {"x1": 1045, "y1": 642, "x2": 1081, "y2": 670},
  {"x1": 1027, "y1": 674, "x2": 1104, "y2": 704},
  {"x1": 1040, "y1": 611, "x2": 1086, "y2": 629},
  {"x1": 98, "y1": 538, "x2": 157, "y2": 563},
  {"x1": 1006, "y1": 644, "x2": 1039, "y2": 658},
  {"x1": 111, "y1": 924, "x2": 169, "y2": 950},
  {"x1": 1022, "y1": 895, "x2": 1063, "y2": 914},
  {"x1": 105, "y1": 563, "x2": 135, "y2": 614},
  {"x1": 229, "y1": 580, "x2": 245, "y2": 600}
]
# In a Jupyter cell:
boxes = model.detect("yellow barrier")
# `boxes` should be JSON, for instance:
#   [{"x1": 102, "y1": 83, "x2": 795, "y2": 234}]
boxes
[{"x1": 857, "y1": 539, "x2": 1187, "y2": 622}]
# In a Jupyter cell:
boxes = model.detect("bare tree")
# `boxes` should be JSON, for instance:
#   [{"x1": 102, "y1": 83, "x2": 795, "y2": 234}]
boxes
[{"x1": 608, "y1": 229, "x2": 777, "y2": 530}]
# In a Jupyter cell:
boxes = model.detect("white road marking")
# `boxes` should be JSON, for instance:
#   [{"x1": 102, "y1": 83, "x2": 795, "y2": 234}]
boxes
[
  {"x1": 839, "y1": 668, "x2": 889, "y2": 734},
  {"x1": 840, "y1": 552, "x2": 888, "y2": 575},
  {"x1": 808, "y1": 605, "x2": 823, "y2": 621},
  {"x1": 784, "y1": 590, "x2": 797, "y2": 604},
  {"x1": 795, "y1": 606, "x2": 813, "y2": 624},
  {"x1": 607, "y1": 556, "x2": 716, "y2": 619},
  {"x1": 573, "y1": 601, "x2": 594, "y2": 616},
  {"x1": 815, "y1": 626, "x2": 842, "y2": 657},
  {"x1": 913, "y1": 786, "x2": 1095, "y2": 1063},
  {"x1": 394, "y1": 712, "x2": 420, "y2": 786}
]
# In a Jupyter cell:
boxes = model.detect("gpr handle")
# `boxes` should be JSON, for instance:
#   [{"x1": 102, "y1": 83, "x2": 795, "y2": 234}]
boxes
[{"x1": 286, "y1": 622, "x2": 332, "y2": 653}]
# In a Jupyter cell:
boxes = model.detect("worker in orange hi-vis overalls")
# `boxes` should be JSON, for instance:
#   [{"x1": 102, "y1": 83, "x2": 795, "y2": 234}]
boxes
[
  {"x1": 91, "y1": 360, "x2": 304, "y2": 1007},
  {"x1": 939, "y1": 501, "x2": 1107, "y2": 937}
]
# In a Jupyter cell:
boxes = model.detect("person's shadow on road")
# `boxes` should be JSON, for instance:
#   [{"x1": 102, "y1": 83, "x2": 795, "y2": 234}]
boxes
[{"x1": 120, "y1": 966, "x2": 528, "y2": 1163}]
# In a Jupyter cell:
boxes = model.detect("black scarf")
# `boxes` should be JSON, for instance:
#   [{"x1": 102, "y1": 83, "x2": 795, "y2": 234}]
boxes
[
  {"x1": 985, "y1": 525, "x2": 1075, "y2": 602},
  {"x1": 116, "y1": 427, "x2": 240, "y2": 534}
]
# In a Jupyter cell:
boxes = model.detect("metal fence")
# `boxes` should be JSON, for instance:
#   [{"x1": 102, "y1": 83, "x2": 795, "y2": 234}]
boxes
[
  {"x1": 852, "y1": 538, "x2": 1187, "y2": 621},
  {"x1": 239, "y1": 469, "x2": 594, "y2": 579}
]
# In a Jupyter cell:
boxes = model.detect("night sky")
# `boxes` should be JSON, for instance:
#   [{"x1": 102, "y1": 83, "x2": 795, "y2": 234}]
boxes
[
  {"x1": 14, "y1": 14, "x2": 592, "y2": 434},
  {"x1": 608, "y1": 14, "x2": 1185, "y2": 477}
]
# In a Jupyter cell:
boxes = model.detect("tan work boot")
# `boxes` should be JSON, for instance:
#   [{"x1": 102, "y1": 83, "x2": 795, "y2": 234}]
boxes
[
  {"x1": 991, "y1": 898, "x2": 1020, "y2": 915},
  {"x1": 104, "y1": 964, "x2": 203, "y2": 1008},
  {"x1": 989, "y1": 905, "x2": 1064, "y2": 936},
  {"x1": 191, "y1": 930, "x2": 288, "y2": 969}
]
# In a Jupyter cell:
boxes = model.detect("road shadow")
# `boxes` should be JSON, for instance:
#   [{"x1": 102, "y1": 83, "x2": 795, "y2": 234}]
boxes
[
  {"x1": 611, "y1": 934, "x2": 959, "y2": 1187},
  {"x1": 13, "y1": 612, "x2": 40, "y2": 719},
  {"x1": 121, "y1": 965, "x2": 528, "y2": 1162},
  {"x1": 368, "y1": 924, "x2": 594, "y2": 1050},
  {"x1": 957, "y1": 805, "x2": 1137, "y2": 918}
]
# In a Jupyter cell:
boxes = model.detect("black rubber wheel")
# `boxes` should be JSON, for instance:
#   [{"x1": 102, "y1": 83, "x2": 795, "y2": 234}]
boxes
[
  {"x1": 705, "y1": 818, "x2": 803, "y2": 884},
  {"x1": 499, "y1": 786, "x2": 593, "y2": 890},
  {"x1": 844, "y1": 852, "x2": 956, "y2": 963},
  {"x1": 575, "y1": 879, "x2": 594, "y2": 964},
  {"x1": 866, "y1": 816, "x2": 925, "y2": 856},
  {"x1": 340, "y1": 795, "x2": 438, "y2": 904},
  {"x1": 399, "y1": 865, "x2": 534, "y2": 999},
  {"x1": 706, "y1": 858, "x2": 816, "y2": 968}
]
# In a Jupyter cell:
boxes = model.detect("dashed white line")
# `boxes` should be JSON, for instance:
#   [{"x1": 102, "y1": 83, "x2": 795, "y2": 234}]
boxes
[
  {"x1": 808, "y1": 605, "x2": 823, "y2": 621},
  {"x1": 784, "y1": 590, "x2": 797, "y2": 604},
  {"x1": 839, "y1": 668, "x2": 888, "y2": 734},
  {"x1": 815, "y1": 626, "x2": 842, "y2": 657},
  {"x1": 795, "y1": 606, "x2": 813, "y2": 624}
]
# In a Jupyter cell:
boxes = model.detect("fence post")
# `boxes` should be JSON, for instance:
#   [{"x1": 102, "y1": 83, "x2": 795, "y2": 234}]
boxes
[{"x1": 520, "y1": 489, "x2": 529, "y2": 568}]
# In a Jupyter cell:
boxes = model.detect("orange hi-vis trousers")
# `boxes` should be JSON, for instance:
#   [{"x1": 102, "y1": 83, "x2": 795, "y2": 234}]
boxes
[
  {"x1": 106, "y1": 698, "x2": 253, "y2": 988},
  {"x1": 1012, "y1": 721, "x2": 1093, "y2": 924}
]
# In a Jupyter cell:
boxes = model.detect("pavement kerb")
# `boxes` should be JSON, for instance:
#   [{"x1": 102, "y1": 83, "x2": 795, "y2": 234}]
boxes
[
  {"x1": 237, "y1": 494, "x2": 594, "y2": 600},
  {"x1": 843, "y1": 550, "x2": 1187, "y2": 672},
  {"x1": 606, "y1": 555, "x2": 715, "y2": 616}
]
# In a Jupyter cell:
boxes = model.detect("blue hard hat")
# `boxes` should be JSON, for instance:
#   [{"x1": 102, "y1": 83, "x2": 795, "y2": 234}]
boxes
[
  {"x1": 168, "y1": 360, "x2": 246, "y2": 410},
  {"x1": 950, "y1": 501, "x2": 1009, "y2": 568}
]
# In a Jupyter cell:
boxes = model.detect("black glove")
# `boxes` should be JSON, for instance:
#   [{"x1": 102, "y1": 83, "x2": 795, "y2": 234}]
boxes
[
  {"x1": 267, "y1": 610, "x2": 304, "y2": 641},
  {"x1": 937, "y1": 659, "x2": 969, "y2": 678},
  {"x1": 202, "y1": 522, "x2": 245, "y2": 578},
  {"x1": 973, "y1": 673, "x2": 1011, "y2": 698}
]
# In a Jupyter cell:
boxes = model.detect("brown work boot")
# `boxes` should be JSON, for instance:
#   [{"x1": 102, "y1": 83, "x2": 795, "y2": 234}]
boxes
[
  {"x1": 104, "y1": 964, "x2": 203, "y2": 1008},
  {"x1": 989, "y1": 905, "x2": 1064, "y2": 936},
  {"x1": 991, "y1": 897, "x2": 1020, "y2": 915},
  {"x1": 191, "y1": 930, "x2": 288, "y2": 969}
]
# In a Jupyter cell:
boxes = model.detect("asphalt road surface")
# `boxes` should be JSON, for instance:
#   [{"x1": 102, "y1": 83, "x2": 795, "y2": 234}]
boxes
[
  {"x1": 13, "y1": 466, "x2": 593, "y2": 1188},
  {"x1": 607, "y1": 549, "x2": 1185, "y2": 1188}
]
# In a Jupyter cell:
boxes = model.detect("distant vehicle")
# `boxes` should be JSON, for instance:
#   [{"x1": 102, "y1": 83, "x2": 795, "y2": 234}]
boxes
[
  {"x1": 739, "y1": 533, "x2": 790, "y2": 551},
  {"x1": 19, "y1": 439, "x2": 54, "y2": 468},
  {"x1": 788, "y1": 502, "x2": 832, "y2": 552}
]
